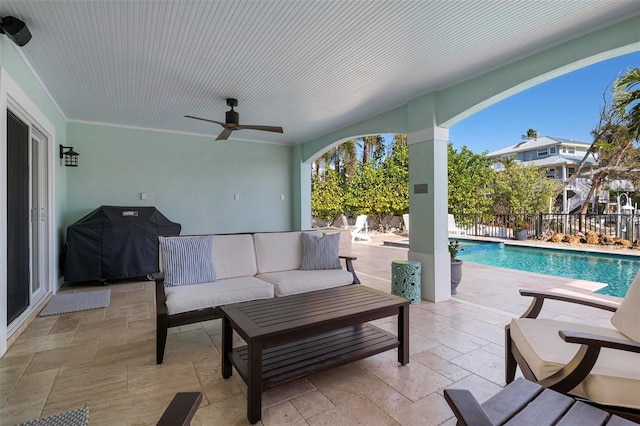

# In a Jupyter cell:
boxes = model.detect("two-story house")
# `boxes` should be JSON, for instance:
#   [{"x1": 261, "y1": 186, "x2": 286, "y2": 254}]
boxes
[{"x1": 487, "y1": 136, "x2": 597, "y2": 213}]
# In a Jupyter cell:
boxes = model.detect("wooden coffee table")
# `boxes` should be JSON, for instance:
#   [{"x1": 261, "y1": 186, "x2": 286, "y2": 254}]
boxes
[{"x1": 220, "y1": 284, "x2": 410, "y2": 424}]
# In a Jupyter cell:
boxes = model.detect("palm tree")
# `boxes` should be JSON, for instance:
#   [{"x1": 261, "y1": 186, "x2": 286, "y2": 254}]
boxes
[
  {"x1": 521, "y1": 128, "x2": 539, "y2": 140},
  {"x1": 313, "y1": 140, "x2": 359, "y2": 177},
  {"x1": 359, "y1": 135, "x2": 384, "y2": 164},
  {"x1": 614, "y1": 67, "x2": 640, "y2": 140},
  {"x1": 393, "y1": 134, "x2": 407, "y2": 147}
]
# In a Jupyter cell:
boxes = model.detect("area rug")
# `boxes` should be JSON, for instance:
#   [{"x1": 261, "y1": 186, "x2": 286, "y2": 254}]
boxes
[
  {"x1": 38, "y1": 289, "x2": 111, "y2": 316},
  {"x1": 19, "y1": 406, "x2": 89, "y2": 426}
]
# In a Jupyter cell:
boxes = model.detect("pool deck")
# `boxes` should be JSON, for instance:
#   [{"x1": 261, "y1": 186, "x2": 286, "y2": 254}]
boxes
[{"x1": 0, "y1": 230, "x2": 631, "y2": 425}]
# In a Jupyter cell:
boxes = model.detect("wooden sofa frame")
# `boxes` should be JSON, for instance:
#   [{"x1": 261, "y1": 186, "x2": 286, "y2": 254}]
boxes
[
  {"x1": 505, "y1": 289, "x2": 640, "y2": 422},
  {"x1": 155, "y1": 255, "x2": 360, "y2": 364}
]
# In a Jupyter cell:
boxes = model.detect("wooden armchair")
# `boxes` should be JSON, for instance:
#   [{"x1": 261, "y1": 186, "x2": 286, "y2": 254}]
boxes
[
  {"x1": 157, "y1": 392, "x2": 202, "y2": 425},
  {"x1": 444, "y1": 378, "x2": 637, "y2": 425},
  {"x1": 505, "y1": 270, "x2": 640, "y2": 421}
]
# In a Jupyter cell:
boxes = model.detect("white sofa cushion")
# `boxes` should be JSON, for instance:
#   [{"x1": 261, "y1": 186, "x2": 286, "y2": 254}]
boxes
[
  {"x1": 611, "y1": 268, "x2": 640, "y2": 341},
  {"x1": 257, "y1": 269, "x2": 354, "y2": 297},
  {"x1": 165, "y1": 276, "x2": 274, "y2": 315},
  {"x1": 159, "y1": 235, "x2": 216, "y2": 286},
  {"x1": 510, "y1": 318, "x2": 640, "y2": 409},
  {"x1": 212, "y1": 234, "x2": 258, "y2": 279},
  {"x1": 254, "y1": 232, "x2": 303, "y2": 273}
]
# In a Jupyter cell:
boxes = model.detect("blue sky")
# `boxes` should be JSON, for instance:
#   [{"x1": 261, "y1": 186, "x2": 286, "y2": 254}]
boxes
[{"x1": 449, "y1": 50, "x2": 640, "y2": 155}]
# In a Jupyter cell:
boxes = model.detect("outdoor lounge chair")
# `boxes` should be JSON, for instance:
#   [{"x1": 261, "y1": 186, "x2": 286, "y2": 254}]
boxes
[
  {"x1": 505, "y1": 269, "x2": 640, "y2": 421},
  {"x1": 448, "y1": 214, "x2": 467, "y2": 235},
  {"x1": 351, "y1": 214, "x2": 371, "y2": 242}
]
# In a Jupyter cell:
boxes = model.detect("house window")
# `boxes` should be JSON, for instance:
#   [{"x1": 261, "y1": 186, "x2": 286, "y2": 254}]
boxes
[
  {"x1": 546, "y1": 169, "x2": 556, "y2": 178},
  {"x1": 501, "y1": 154, "x2": 516, "y2": 160},
  {"x1": 567, "y1": 147, "x2": 575, "y2": 154},
  {"x1": 568, "y1": 167, "x2": 576, "y2": 177},
  {"x1": 537, "y1": 148, "x2": 548, "y2": 157},
  {"x1": 549, "y1": 147, "x2": 556, "y2": 154}
]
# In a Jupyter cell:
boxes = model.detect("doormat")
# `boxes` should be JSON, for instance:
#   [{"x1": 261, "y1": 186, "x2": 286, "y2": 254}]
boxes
[
  {"x1": 19, "y1": 406, "x2": 89, "y2": 426},
  {"x1": 39, "y1": 289, "x2": 111, "y2": 316}
]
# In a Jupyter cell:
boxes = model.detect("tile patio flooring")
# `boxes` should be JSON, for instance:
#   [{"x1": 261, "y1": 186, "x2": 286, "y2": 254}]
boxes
[{"x1": 0, "y1": 231, "x2": 625, "y2": 425}]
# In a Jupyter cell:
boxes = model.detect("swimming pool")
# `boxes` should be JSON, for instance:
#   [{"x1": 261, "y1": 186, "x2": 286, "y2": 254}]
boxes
[{"x1": 456, "y1": 241, "x2": 640, "y2": 298}]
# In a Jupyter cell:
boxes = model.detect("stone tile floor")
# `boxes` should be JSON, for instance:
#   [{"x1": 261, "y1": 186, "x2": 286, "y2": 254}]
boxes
[{"x1": 0, "y1": 232, "x2": 627, "y2": 425}]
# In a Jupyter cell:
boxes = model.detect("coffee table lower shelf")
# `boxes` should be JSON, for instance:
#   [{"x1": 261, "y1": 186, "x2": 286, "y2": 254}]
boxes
[{"x1": 229, "y1": 324, "x2": 398, "y2": 390}]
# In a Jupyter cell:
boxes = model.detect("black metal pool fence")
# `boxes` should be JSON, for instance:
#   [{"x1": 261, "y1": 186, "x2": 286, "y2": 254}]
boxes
[{"x1": 452, "y1": 213, "x2": 640, "y2": 241}]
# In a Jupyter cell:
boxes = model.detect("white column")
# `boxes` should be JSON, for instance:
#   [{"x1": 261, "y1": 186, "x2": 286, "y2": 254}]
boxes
[
  {"x1": 407, "y1": 127, "x2": 450, "y2": 302},
  {"x1": 561, "y1": 165, "x2": 568, "y2": 213}
]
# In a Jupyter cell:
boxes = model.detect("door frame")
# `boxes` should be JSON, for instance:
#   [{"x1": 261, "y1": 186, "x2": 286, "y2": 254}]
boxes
[{"x1": 0, "y1": 68, "x2": 57, "y2": 356}]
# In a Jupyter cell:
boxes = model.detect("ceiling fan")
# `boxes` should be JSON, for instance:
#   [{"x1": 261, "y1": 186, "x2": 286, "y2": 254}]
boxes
[{"x1": 185, "y1": 98, "x2": 283, "y2": 141}]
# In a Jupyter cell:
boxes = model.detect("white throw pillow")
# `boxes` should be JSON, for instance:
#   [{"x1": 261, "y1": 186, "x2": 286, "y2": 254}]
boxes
[
  {"x1": 611, "y1": 268, "x2": 640, "y2": 342},
  {"x1": 300, "y1": 232, "x2": 341, "y2": 270},
  {"x1": 159, "y1": 235, "x2": 216, "y2": 287}
]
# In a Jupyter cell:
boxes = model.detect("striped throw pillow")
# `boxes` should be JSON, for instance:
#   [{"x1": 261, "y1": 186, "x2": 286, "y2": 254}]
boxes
[
  {"x1": 159, "y1": 235, "x2": 216, "y2": 286},
  {"x1": 300, "y1": 232, "x2": 341, "y2": 270}
]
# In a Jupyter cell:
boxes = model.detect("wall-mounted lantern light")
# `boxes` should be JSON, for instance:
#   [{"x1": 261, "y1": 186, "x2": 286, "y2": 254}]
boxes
[{"x1": 59, "y1": 145, "x2": 79, "y2": 167}]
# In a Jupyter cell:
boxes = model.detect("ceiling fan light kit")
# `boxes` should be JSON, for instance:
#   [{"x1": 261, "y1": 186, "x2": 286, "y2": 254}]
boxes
[{"x1": 185, "y1": 98, "x2": 283, "y2": 141}]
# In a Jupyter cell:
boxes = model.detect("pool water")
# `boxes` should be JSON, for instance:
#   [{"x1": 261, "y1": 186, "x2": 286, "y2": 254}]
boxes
[{"x1": 457, "y1": 242, "x2": 640, "y2": 298}]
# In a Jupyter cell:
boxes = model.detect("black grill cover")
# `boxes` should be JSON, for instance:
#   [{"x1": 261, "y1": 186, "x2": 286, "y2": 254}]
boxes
[{"x1": 64, "y1": 206, "x2": 181, "y2": 282}]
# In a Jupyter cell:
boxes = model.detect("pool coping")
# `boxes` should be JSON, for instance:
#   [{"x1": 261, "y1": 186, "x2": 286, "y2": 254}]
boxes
[{"x1": 383, "y1": 235, "x2": 640, "y2": 258}]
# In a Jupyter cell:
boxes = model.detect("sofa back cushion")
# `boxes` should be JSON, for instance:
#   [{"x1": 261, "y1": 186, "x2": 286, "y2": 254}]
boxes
[
  {"x1": 611, "y1": 268, "x2": 640, "y2": 342},
  {"x1": 159, "y1": 235, "x2": 216, "y2": 286},
  {"x1": 212, "y1": 234, "x2": 258, "y2": 279},
  {"x1": 254, "y1": 232, "x2": 304, "y2": 273}
]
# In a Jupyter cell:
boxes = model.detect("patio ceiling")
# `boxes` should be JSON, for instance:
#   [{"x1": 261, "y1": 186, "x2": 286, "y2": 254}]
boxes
[{"x1": 2, "y1": 1, "x2": 640, "y2": 145}]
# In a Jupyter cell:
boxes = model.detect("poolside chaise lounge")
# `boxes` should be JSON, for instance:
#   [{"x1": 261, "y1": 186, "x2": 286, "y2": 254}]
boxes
[
  {"x1": 448, "y1": 214, "x2": 467, "y2": 235},
  {"x1": 505, "y1": 269, "x2": 640, "y2": 421}
]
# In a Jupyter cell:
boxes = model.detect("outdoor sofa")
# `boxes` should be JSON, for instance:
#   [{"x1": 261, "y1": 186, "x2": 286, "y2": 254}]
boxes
[{"x1": 155, "y1": 230, "x2": 360, "y2": 363}]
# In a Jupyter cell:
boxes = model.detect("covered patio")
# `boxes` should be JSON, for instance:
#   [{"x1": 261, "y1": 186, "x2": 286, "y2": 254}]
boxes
[
  {"x1": 0, "y1": 1, "x2": 639, "y2": 423},
  {"x1": 0, "y1": 234, "x2": 622, "y2": 425}
]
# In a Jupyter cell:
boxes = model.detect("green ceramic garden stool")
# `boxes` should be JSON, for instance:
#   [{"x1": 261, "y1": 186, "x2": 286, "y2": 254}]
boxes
[{"x1": 391, "y1": 259, "x2": 421, "y2": 304}]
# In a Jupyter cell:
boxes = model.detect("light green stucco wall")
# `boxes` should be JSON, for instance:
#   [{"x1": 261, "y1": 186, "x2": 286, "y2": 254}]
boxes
[{"x1": 66, "y1": 122, "x2": 293, "y2": 234}]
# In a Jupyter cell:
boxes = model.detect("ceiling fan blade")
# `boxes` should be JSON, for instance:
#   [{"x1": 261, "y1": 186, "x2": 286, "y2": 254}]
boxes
[
  {"x1": 185, "y1": 115, "x2": 226, "y2": 127},
  {"x1": 237, "y1": 125, "x2": 283, "y2": 134},
  {"x1": 216, "y1": 128, "x2": 234, "y2": 141}
]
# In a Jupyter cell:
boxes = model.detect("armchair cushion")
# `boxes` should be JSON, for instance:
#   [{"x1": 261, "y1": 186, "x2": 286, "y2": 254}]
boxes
[
  {"x1": 510, "y1": 318, "x2": 640, "y2": 409},
  {"x1": 611, "y1": 269, "x2": 640, "y2": 342},
  {"x1": 159, "y1": 235, "x2": 216, "y2": 286},
  {"x1": 301, "y1": 232, "x2": 341, "y2": 270}
]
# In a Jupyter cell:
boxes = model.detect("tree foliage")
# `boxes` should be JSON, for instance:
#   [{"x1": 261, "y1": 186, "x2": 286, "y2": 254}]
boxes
[
  {"x1": 491, "y1": 161, "x2": 559, "y2": 215},
  {"x1": 614, "y1": 67, "x2": 640, "y2": 141},
  {"x1": 447, "y1": 143, "x2": 493, "y2": 219},
  {"x1": 558, "y1": 68, "x2": 640, "y2": 212},
  {"x1": 312, "y1": 134, "x2": 566, "y2": 230},
  {"x1": 521, "y1": 128, "x2": 539, "y2": 140},
  {"x1": 311, "y1": 169, "x2": 345, "y2": 224}
]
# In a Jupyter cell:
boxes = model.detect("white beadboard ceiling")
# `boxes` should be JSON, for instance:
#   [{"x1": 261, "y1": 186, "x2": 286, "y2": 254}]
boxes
[{"x1": 2, "y1": 1, "x2": 640, "y2": 145}]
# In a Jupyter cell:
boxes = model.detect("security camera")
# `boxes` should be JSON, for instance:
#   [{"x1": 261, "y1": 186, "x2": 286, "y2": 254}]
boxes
[{"x1": 0, "y1": 16, "x2": 32, "y2": 47}]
